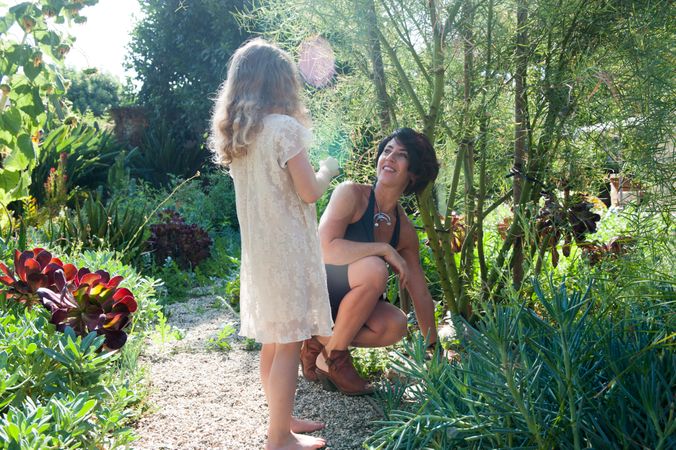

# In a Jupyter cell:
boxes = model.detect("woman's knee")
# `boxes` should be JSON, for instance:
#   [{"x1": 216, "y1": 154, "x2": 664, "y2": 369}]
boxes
[
  {"x1": 367, "y1": 305, "x2": 408, "y2": 346},
  {"x1": 349, "y1": 256, "x2": 388, "y2": 294},
  {"x1": 386, "y1": 309, "x2": 408, "y2": 343}
]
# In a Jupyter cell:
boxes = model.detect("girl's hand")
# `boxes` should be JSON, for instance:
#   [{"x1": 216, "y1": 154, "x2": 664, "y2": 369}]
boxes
[{"x1": 319, "y1": 157, "x2": 340, "y2": 178}]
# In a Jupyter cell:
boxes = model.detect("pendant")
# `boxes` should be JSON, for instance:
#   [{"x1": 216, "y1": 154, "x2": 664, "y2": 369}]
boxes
[{"x1": 374, "y1": 212, "x2": 392, "y2": 227}]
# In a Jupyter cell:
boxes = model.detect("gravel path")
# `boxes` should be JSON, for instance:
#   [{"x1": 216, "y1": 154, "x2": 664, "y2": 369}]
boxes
[{"x1": 132, "y1": 294, "x2": 383, "y2": 449}]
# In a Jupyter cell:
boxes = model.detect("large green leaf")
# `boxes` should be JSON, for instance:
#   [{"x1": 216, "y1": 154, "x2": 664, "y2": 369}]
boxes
[
  {"x1": 0, "y1": 14, "x2": 14, "y2": 35},
  {"x1": 14, "y1": 85, "x2": 44, "y2": 121},
  {"x1": 34, "y1": 30, "x2": 61, "y2": 47},
  {"x1": 0, "y1": 128, "x2": 12, "y2": 145},
  {"x1": 23, "y1": 60, "x2": 42, "y2": 81},
  {"x1": 8, "y1": 3, "x2": 33, "y2": 17},
  {"x1": 0, "y1": 107, "x2": 22, "y2": 135},
  {"x1": 0, "y1": 168, "x2": 30, "y2": 206},
  {"x1": 3, "y1": 133, "x2": 35, "y2": 171}
]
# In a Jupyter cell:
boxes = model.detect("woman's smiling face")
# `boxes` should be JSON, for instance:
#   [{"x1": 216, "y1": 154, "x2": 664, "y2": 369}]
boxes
[{"x1": 377, "y1": 138, "x2": 411, "y2": 188}]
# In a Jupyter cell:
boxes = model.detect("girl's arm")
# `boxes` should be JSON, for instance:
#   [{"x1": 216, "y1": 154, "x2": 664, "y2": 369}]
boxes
[{"x1": 287, "y1": 150, "x2": 339, "y2": 203}]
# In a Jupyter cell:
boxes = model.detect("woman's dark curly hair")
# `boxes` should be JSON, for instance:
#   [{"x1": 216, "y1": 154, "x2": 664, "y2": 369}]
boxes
[{"x1": 376, "y1": 128, "x2": 440, "y2": 195}]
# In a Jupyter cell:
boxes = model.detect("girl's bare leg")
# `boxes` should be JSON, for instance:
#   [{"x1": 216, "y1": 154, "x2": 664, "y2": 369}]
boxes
[
  {"x1": 261, "y1": 343, "x2": 325, "y2": 434},
  {"x1": 264, "y1": 342, "x2": 326, "y2": 450}
]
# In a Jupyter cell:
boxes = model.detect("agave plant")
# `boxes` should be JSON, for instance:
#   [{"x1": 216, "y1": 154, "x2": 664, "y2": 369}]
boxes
[
  {"x1": 0, "y1": 248, "x2": 77, "y2": 306},
  {"x1": 37, "y1": 268, "x2": 138, "y2": 349}
]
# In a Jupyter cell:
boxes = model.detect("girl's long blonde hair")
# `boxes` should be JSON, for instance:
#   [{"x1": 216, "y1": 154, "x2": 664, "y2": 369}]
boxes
[{"x1": 209, "y1": 38, "x2": 308, "y2": 166}]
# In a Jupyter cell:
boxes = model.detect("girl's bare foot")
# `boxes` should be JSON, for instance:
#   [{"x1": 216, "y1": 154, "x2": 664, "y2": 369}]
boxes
[
  {"x1": 265, "y1": 431, "x2": 326, "y2": 449},
  {"x1": 291, "y1": 416, "x2": 325, "y2": 433}
]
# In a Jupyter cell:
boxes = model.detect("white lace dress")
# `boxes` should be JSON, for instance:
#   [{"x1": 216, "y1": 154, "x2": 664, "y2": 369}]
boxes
[{"x1": 229, "y1": 114, "x2": 334, "y2": 344}]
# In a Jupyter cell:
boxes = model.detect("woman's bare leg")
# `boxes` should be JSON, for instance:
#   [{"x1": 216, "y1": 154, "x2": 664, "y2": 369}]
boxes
[
  {"x1": 264, "y1": 342, "x2": 326, "y2": 450},
  {"x1": 317, "y1": 256, "x2": 404, "y2": 372},
  {"x1": 325, "y1": 257, "x2": 387, "y2": 346},
  {"x1": 351, "y1": 301, "x2": 408, "y2": 347}
]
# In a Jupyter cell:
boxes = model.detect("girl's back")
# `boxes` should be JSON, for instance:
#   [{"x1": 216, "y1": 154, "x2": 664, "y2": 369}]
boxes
[{"x1": 230, "y1": 113, "x2": 332, "y2": 344}]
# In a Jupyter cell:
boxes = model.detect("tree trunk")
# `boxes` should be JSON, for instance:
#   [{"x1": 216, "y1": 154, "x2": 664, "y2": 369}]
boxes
[
  {"x1": 512, "y1": 0, "x2": 529, "y2": 289},
  {"x1": 361, "y1": 0, "x2": 392, "y2": 130}
]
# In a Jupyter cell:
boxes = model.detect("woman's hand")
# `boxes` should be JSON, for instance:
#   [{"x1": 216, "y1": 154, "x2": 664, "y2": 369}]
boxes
[{"x1": 384, "y1": 245, "x2": 409, "y2": 288}]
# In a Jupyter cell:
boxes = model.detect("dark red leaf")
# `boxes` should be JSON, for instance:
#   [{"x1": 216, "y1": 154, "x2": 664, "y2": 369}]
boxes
[
  {"x1": 34, "y1": 249, "x2": 52, "y2": 269},
  {"x1": 79, "y1": 272, "x2": 101, "y2": 287},
  {"x1": 62, "y1": 264, "x2": 77, "y2": 281},
  {"x1": 103, "y1": 329, "x2": 127, "y2": 349},
  {"x1": 107, "y1": 275, "x2": 124, "y2": 288},
  {"x1": 26, "y1": 272, "x2": 49, "y2": 292}
]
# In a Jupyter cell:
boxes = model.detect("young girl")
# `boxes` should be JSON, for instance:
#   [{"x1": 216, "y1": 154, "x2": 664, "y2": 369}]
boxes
[{"x1": 209, "y1": 38, "x2": 338, "y2": 450}]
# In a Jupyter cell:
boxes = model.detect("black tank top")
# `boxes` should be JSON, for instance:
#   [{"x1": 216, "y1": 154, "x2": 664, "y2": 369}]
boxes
[{"x1": 344, "y1": 188, "x2": 400, "y2": 247}]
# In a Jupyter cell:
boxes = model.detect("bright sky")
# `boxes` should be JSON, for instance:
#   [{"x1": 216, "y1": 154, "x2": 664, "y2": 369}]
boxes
[{"x1": 2, "y1": 0, "x2": 143, "y2": 80}]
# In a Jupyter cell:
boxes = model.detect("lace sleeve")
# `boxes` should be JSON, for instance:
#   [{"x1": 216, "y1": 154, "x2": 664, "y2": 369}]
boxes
[{"x1": 274, "y1": 115, "x2": 313, "y2": 168}]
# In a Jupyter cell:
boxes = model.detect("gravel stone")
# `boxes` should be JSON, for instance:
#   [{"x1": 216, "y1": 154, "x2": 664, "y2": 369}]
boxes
[{"x1": 132, "y1": 295, "x2": 382, "y2": 449}]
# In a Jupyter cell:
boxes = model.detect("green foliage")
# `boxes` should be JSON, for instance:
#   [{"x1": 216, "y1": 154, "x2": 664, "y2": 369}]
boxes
[
  {"x1": 0, "y1": 310, "x2": 136, "y2": 449},
  {"x1": 151, "y1": 310, "x2": 184, "y2": 346},
  {"x1": 128, "y1": 0, "x2": 252, "y2": 159},
  {"x1": 129, "y1": 170, "x2": 238, "y2": 233},
  {"x1": 0, "y1": 0, "x2": 98, "y2": 207},
  {"x1": 30, "y1": 122, "x2": 130, "y2": 205},
  {"x1": 351, "y1": 347, "x2": 390, "y2": 380},
  {"x1": 242, "y1": 337, "x2": 261, "y2": 351},
  {"x1": 369, "y1": 278, "x2": 675, "y2": 449},
  {"x1": 0, "y1": 393, "x2": 99, "y2": 449},
  {"x1": 128, "y1": 121, "x2": 208, "y2": 187},
  {"x1": 46, "y1": 194, "x2": 148, "y2": 262},
  {"x1": 63, "y1": 68, "x2": 123, "y2": 117},
  {"x1": 144, "y1": 256, "x2": 195, "y2": 303},
  {"x1": 0, "y1": 245, "x2": 161, "y2": 448},
  {"x1": 207, "y1": 323, "x2": 236, "y2": 352},
  {"x1": 224, "y1": 272, "x2": 240, "y2": 309}
]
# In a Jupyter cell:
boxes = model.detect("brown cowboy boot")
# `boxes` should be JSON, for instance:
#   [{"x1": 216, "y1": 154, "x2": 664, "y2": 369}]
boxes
[
  {"x1": 315, "y1": 348, "x2": 374, "y2": 396},
  {"x1": 300, "y1": 337, "x2": 323, "y2": 382}
]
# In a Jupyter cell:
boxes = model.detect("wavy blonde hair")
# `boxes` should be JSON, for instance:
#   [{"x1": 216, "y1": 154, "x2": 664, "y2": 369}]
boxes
[{"x1": 209, "y1": 38, "x2": 308, "y2": 166}]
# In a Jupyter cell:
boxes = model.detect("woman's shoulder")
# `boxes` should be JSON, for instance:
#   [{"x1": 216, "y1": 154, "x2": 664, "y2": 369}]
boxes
[
  {"x1": 324, "y1": 181, "x2": 370, "y2": 223},
  {"x1": 333, "y1": 181, "x2": 370, "y2": 198}
]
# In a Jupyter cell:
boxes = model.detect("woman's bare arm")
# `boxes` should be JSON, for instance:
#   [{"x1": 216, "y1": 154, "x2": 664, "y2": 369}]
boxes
[
  {"x1": 319, "y1": 182, "x2": 404, "y2": 271},
  {"x1": 397, "y1": 217, "x2": 438, "y2": 344}
]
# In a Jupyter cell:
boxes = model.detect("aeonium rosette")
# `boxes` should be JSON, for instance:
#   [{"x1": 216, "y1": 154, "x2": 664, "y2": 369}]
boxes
[
  {"x1": 37, "y1": 268, "x2": 138, "y2": 350},
  {"x1": 0, "y1": 248, "x2": 77, "y2": 306}
]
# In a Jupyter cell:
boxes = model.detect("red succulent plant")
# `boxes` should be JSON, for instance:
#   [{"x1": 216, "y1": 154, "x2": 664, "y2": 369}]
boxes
[
  {"x1": 37, "y1": 268, "x2": 138, "y2": 350},
  {"x1": 0, "y1": 248, "x2": 76, "y2": 306}
]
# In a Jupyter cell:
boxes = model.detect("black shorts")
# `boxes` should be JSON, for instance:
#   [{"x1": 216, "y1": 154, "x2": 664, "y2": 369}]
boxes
[
  {"x1": 325, "y1": 264, "x2": 350, "y2": 320},
  {"x1": 325, "y1": 263, "x2": 387, "y2": 321}
]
